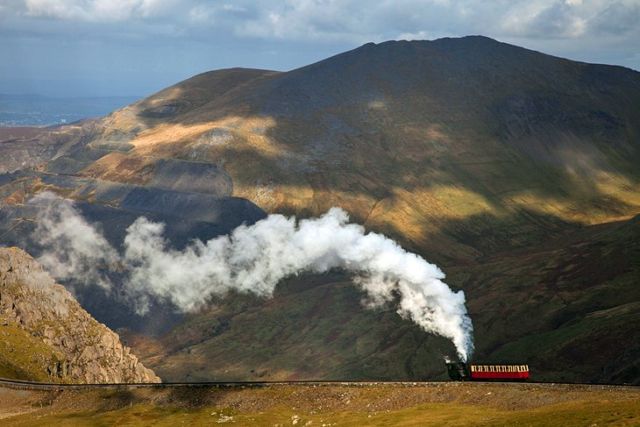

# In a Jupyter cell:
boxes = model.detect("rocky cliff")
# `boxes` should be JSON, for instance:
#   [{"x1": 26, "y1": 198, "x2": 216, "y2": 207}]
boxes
[{"x1": 0, "y1": 247, "x2": 159, "y2": 383}]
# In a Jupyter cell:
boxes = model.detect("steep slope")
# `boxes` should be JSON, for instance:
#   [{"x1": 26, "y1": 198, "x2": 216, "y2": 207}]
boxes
[
  {"x1": 1, "y1": 36, "x2": 639, "y2": 383},
  {"x1": 128, "y1": 215, "x2": 639, "y2": 384},
  {"x1": 80, "y1": 37, "x2": 640, "y2": 251},
  {"x1": 454, "y1": 214, "x2": 640, "y2": 383},
  {"x1": 0, "y1": 247, "x2": 159, "y2": 383}
]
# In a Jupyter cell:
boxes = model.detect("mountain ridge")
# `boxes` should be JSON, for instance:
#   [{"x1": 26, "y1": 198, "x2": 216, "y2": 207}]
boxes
[{"x1": 0, "y1": 35, "x2": 639, "y2": 383}]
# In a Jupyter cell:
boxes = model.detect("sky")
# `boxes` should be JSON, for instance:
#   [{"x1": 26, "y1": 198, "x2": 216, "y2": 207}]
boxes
[{"x1": 1, "y1": 0, "x2": 639, "y2": 97}]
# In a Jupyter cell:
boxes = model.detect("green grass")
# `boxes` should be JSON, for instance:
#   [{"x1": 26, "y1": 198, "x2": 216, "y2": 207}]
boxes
[
  {"x1": 4, "y1": 387, "x2": 639, "y2": 427},
  {"x1": 0, "y1": 316, "x2": 64, "y2": 382}
]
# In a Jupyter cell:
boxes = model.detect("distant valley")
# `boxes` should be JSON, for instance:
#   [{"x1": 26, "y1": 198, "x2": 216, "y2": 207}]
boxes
[{"x1": 0, "y1": 94, "x2": 139, "y2": 127}]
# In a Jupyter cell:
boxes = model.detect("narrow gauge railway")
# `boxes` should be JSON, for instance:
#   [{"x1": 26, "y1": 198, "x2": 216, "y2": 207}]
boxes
[
  {"x1": 0, "y1": 378, "x2": 443, "y2": 391},
  {"x1": 446, "y1": 362, "x2": 530, "y2": 381},
  {"x1": 1, "y1": 377, "x2": 635, "y2": 392}
]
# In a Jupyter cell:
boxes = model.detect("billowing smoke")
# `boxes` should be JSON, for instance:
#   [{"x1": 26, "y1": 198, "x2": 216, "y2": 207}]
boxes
[
  {"x1": 32, "y1": 192, "x2": 118, "y2": 291},
  {"x1": 30, "y1": 192, "x2": 474, "y2": 361}
]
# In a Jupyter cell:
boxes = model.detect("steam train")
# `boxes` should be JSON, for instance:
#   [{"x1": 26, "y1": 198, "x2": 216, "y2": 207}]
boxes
[{"x1": 446, "y1": 362, "x2": 529, "y2": 381}]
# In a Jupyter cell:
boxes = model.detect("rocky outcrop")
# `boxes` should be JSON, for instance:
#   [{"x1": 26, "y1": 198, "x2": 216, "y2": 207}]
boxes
[{"x1": 0, "y1": 247, "x2": 160, "y2": 383}]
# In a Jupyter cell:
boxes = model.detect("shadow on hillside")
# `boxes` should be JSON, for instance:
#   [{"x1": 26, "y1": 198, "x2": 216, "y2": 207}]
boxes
[{"x1": 147, "y1": 213, "x2": 639, "y2": 384}]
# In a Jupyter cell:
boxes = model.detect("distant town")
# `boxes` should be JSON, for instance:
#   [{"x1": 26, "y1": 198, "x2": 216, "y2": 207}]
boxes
[{"x1": 0, "y1": 94, "x2": 138, "y2": 126}]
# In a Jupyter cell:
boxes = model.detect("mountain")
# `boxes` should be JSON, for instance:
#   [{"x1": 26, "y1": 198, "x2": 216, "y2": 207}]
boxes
[
  {"x1": 0, "y1": 247, "x2": 159, "y2": 383},
  {"x1": 0, "y1": 36, "x2": 639, "y2": 383}
]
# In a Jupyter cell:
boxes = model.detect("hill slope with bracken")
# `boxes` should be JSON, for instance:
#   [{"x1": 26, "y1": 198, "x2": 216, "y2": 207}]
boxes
[{"x1": 0, "y1": 36, "x2": 639, "y2": 383}]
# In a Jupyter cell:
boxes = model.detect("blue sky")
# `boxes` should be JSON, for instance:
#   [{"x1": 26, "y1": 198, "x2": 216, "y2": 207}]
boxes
[{"x1": 1, "y1": 0, "x2": 639, "y2": 97}]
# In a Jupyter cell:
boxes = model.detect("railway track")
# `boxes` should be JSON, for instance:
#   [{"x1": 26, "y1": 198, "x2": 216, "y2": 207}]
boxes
[
  {"x1": 1, "y1": 377, "x2": 636, "y2": 392},
  {"x1": 0, "y1": 378, "x2": 435, "y2": 391}
]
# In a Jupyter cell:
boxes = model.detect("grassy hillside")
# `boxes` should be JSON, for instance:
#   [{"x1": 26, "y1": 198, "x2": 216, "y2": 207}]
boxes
[
  {"x1": 1, "y1": 36, "x2": 639, "y2": 383},
  {"x1": 1, "y1": 383, "x2": 639, "y2": 426},
  {"x1": 126, "y1": 215, "x2": 639, "y2": 383},
  {"x1": 0, "y1": 317, "x2": 66, "y2": 382},
  {"x1": 457, "y1": 215, "x2": 640, "y2": 383}
]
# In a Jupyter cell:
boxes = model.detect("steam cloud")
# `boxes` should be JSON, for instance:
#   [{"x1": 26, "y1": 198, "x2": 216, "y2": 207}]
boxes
[
  {"x1": 31, "y1": 192, "x2": 474, "y2": 361},
  {"x1": 33, "y1": 193, "x2": 118, "y2": 290}
]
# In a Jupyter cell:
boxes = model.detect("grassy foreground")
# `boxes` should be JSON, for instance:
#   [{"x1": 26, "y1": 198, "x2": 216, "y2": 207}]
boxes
[{"x1": 1, "y1": 382, "x2": 638, "y2": 426}]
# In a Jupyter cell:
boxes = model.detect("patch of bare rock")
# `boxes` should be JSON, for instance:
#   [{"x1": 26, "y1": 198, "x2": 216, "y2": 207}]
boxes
[{"x1": 0, "y1": 247, "x2": 159, "y2": 383}]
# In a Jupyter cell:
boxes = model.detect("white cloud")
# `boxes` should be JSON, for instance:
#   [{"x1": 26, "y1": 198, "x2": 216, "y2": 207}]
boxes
[
  {"x1": 25, "y1": 0, "x2": 88, "y2": 20},
  {"x1": 397, "y1": 30, "x2": 434, "y2": 41},
  {"x1": 1, "y1": 0, "x2": 638, "y2": 89},
  {"x1": 10, "y1": 0, "x2": 640, "y2": 42},
  {"x1": 221, "y1": 4, "x2": 246, "y2": 13},
  {"x1": 226, "y1": 0, "x2": 640, "y2": 44},
  {"x1": 23, "y1": 0, "x2": 181, "y2": 22}
]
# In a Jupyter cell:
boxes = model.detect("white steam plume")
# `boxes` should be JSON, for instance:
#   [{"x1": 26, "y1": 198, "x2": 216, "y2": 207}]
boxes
[
  {"x1": 30, "y1": 192, "x2": 474, "y2": 361},
  {"x1": 31, "y1": 192, "x2": 118, "y2": 291}
]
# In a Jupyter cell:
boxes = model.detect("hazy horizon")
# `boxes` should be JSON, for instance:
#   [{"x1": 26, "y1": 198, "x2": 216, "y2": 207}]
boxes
[
  {"x1": 3, "y1": 34, "x2": 640, "y2": 100},
  {"x1": 1, "y1": 1, "x2": 639, "y2": 98},
  {"x1": 0, "y1": 93, "x2": 139, "y2": 126}
]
